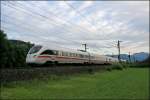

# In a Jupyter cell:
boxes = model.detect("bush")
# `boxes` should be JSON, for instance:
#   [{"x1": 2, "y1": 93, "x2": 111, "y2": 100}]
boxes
[
  {"x1": 111, "y1": 63, "x2": 123, "y2": 70},
  {"x1": 106, "y1": 67, "x2": 112, "y2": 71},
  {"x1": 121, "y1": 63, "x2": 130, "y2": 69},
  {"x1": 129, "y1": 63, "x2": 150, "y2": 68}
]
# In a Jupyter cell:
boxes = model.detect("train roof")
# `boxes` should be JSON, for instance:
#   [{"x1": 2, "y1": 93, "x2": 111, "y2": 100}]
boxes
[{"x1": 38, "y1": 45, "x2": 89, "y2": 55}]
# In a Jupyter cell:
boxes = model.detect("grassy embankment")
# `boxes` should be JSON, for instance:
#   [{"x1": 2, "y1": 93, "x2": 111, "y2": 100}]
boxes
[{"x1": 0, "y1": 67, "x2": 149, "y2": 99}]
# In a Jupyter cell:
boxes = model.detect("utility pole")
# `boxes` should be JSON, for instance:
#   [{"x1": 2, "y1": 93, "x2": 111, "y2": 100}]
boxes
[
  {"x1": 117, "y1": 40, "x2": 122, "y2": 62},
  {"x1": 112, "y1": 52, "x2": 114, "y2": 57},
  {"x1": 133, "y1": 55, "x2": 136, "y2": 63},
  {"x1": 82, "y1": 43, "x2": 88, "y2": 52},
  {"x1": 128, "y1": 52, "x2": 131, "y2": 63}
]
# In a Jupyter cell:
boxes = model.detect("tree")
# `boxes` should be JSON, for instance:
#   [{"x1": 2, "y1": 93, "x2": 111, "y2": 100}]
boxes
[
  {"x1": 0, "y1": 30, "x2": 33, "y2": 68},
  {"x1": 0, "y1": 30, "x2": 9, "y2": 68}
]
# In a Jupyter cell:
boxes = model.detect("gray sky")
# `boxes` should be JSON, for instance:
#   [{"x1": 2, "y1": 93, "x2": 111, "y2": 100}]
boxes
[{"x1": 1, "y1": 1, "x2": 149, "y2": 55}]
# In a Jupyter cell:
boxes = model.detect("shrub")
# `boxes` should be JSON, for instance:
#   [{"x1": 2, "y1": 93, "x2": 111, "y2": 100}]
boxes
[
  {"x1": 111, "y1": 63, "x2": 123, "y2": 70},
  {"x1": 129, "y1": 63, "x2": 150, "y2": 68},
  {"x1": 106, "y1": 67, "x2": 112, "y2": 71},
  {"x1": 121, "y1": 63, "x2": 130, "y2": 69}
]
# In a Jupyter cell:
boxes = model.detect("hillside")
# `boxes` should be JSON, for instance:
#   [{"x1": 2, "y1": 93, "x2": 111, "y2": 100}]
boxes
[
  {"x1": 9, "y1": 40, "x2": 34, "y2": 47},
  {"x1": 107, "y1": 52, "x2": 149, "y2": 62}
]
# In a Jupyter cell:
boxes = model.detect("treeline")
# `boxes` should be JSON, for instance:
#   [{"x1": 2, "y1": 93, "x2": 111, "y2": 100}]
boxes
[{"x1": 0, "y1": 30, "x2": 33, "y2": 68}]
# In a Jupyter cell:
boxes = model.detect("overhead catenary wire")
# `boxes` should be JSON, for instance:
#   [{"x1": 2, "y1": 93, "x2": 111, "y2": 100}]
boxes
[
  {"x1": 64, "y1": 1, "x2": 138, "y2": 54},
  {"x1": 1, "y1": 15, "x2": 81, "y2": 46},
  {"x1": 0, "y1": 3, "x2": 118, "y2": 54},
  {"x1": 1, "y1": 25, "x2": 79, "y2": 50},
  {"x1": 64, "y1": 1, "x2": 99, "y2": 31},
  {"x1": 2, "y1": 2, "x2": 116, "y2": 49},
  {"x1": 1, "y1": 2, "x2": 110, "y2": 45},
  {"x1": 64, "y1": 1, "x2": 133, "y2": 40},
  {"x1": 19, "y1": 1, "x2": 120, "y2": 42},
  {"x1": 6, "y1": 0, "x2": 137, "y2": 37},
  {"x1": 1, "y1": 2, "x2": 82, "y2": 45},
  {"x1": 22, "y1": 1, "x2": 116, "y2": 47},
  {"x1": 4, "y1": 1, "x2": 105, "y2": 47},
  {"x1": 1, "y1": 1, "x2": 137, "y2": 54},
  {"x1": 10, "y1": 1, "x2": 95, "y2": 36}
]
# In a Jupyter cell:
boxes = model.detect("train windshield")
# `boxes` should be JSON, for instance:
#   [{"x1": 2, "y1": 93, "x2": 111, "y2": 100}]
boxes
[{"x1": 29, "y1": 45, "x2": 42, "y2": 54}]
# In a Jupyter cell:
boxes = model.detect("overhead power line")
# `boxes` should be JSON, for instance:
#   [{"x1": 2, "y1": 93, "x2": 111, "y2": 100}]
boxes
[
  {"x1": 13, "y1": 1, "x2": 94, "y2": 35},
  {"x1": 2, "y1": 2, "x2": 116, "y2": 50},
  {"x1": 64, "y1": 2, "x2": 98, "y2": 30},
  {"x1": 1, "y1": 1, "x2": 134, "y2": 54},
  {"x1": 1, "y1": 2, "x2": 82, "y2": 45}
]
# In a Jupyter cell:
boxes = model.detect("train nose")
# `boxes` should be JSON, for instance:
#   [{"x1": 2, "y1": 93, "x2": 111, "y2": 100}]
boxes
[{"x1": 26, "y1": 54, "x2": 36, "y2": 63}]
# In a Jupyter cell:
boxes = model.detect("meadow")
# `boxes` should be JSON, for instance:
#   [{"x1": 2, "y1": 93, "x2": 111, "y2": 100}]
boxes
[{"x1": 0, "y1": 68, "x2": 149, "y2": 99}]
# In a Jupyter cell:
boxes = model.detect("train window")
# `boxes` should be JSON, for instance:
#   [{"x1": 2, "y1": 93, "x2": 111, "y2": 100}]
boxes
[
  {"x1": 91, "y1": 56, "x2": 94, "y2": 59},
  {"x1": 68, "y1": 53, "x2": 70, "y2": 56},
  {"x1": 72, "y1": 53, "x2": 73, "y2": 57},
  {"x1": 62, "y1": 52, "x2": 65, "y2": 56},
  {"x1": 76, "y1": 54, "x2": 78, "y2": 57},
  {"x1": 65, "y1": 52, "x2": 68, "y2": 56},
  {"x1": 58, "y1": 51, "x2": 60, "y2": 56},
  {"x1": 71, "y1": 53, "x2": 74, "y2": 57},
  {"x1": 40, "y1": 50, "x2": 57, "y2": 55},
  {"x1": 71, "y1": 53, "x2": 73, "y2": 57},
  {"x1": 58, "y1": 51, "x2": 61, "y2": 56},
  {"x1": 29, "y1": 45, "x2": 42, "y2": 54},
  {"x1": 61, "y1": 52, "x2": 63, "y2": 56},
  {"x1": 79, "y1": 54, "x2": 84, "y2": 58},
  {"x1": 78, "y1": 54, "x2": 80, "y2": 57},
  {"x1": 82, "y1": 55, "x2": 84, "y2": 58},
  {"x1": 73, "y1": 53, "x2": 76, "y2": 57},
  {"x1": 79, "y1": 54, "x2": 81, "y2": 58},
  {"x1": 63, "y1": 52, "x2": 65, "y2": 56},
  {"x1": 69, "y1": 53, "x2": 71, "y2": 56},
  {"x1": 63, "y1": 52, "x2": 68, "y2": 56},
  {"x1": 106, "y1": 58, "x2": 108, "y2": 62}
]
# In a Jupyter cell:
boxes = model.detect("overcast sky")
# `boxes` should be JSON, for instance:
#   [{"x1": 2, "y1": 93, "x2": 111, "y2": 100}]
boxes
[{"x1": 1, "y1": 1, "x2": 149, "y2": 55}]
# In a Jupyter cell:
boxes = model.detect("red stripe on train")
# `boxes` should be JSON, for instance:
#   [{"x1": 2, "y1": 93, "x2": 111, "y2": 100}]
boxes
[
  {"x1": 56, "y1": 56, "x2": 87, "y2": 60},
  {"x1": 37, "y1": 56, "x2": 51, "y2": 58},
  {"x1": 37, "y1": 55, "x2": 88, "y2": 60}
]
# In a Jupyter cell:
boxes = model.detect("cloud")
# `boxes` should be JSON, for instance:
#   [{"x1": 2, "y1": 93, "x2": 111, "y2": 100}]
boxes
[
  {"x1": 1, "y1": 1, "x2": 149, "y2": 55},
  {"x1": 77, "y1": 1, "x2": 93, "y2": 11}
]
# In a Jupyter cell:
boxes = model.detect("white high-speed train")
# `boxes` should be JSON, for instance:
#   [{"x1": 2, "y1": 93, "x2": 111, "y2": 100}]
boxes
[{"x1": 26, "y1": 45, "x2": 119, "y2": 65}]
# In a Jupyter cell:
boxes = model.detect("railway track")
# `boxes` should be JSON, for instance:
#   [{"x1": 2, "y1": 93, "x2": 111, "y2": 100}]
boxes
[{"x1": 1, "y1": 65, "x2": 111, "y2": 82}]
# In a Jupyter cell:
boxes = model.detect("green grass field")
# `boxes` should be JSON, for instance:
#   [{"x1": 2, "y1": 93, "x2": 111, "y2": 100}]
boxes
[{"x1": 0, "y1": 68, "x2": 149, "y2": 99}]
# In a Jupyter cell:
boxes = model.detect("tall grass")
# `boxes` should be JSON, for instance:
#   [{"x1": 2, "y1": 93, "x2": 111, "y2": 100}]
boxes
[
  {"x1": 106, "y1": 61, "x2": 149, "y2": 72},
  {"x1": 1, "y1": 68, "x2": 149, "y2": 99}
]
